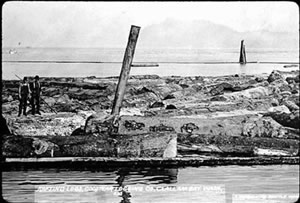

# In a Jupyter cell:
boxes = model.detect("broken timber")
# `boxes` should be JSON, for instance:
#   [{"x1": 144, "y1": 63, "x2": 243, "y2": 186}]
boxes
[
  {"x1": 111, "y1": 25, "x2": 141, "y2": 116},
  {"x1": 239, "y1": 40, "x2": 247, "y2": 64}
]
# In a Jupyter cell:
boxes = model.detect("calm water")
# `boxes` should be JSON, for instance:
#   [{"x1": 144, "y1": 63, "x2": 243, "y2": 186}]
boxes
[
  {"x1": 2, "y1": 47, "x2": 299, "y2": 80},
  {"x1": 2, "y1": 165, "x2": 299, "y2": 203}
]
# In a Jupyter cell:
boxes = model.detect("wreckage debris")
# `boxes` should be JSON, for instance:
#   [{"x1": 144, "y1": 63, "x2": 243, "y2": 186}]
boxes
[{"x1": 2, "y1": 69, "x2": 299, "y2": 161}]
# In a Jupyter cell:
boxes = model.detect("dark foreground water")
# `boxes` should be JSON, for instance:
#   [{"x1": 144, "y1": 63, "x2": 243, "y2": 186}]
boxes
[{"x1": 2, "y1": 165, "x2": 299, "y2": 203}]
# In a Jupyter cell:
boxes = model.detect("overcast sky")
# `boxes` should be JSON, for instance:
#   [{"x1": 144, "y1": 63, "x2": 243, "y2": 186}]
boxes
[{"x1": 2, "y1": 1, "x2": 299, "y2": 47}]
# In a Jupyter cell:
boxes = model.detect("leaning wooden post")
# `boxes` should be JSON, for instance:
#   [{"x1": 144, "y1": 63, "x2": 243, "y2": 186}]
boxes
[
  {"x1": 111, "y1": 25, "x2": 141, "y2": 115},
  {"x1": 239, "y1": 40, "x2": 247, "y2": 64}
]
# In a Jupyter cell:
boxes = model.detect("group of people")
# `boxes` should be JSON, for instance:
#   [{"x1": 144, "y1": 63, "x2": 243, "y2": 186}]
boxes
[{"x1": 18, "y1": 75, "x2": 41, "y2": 116}]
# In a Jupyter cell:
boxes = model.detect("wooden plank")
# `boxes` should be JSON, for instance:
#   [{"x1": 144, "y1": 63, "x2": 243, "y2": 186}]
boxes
[{"x1": 111, "y1": 25, "x2": 141, "y2": 115}]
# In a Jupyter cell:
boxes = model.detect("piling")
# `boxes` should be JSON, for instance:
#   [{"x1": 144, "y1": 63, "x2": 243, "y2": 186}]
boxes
[
  {"x1": 111, "y1": 25, "x2": 141, "y2": 115},
  {"x1": 239, "y1": 40, "x2": 247, "y2": 64}
]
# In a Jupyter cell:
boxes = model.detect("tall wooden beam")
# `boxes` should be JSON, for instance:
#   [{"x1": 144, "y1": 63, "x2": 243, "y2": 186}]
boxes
[
  {"x1": 239, "y1": 40, "x2": 247, "y2": 64},
  {"x1": 111, "y1": 25, "x2": 141, "y2": 115}
]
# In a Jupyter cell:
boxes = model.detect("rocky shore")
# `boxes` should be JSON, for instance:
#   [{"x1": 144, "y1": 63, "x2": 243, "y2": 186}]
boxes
[{"x1": 2, "y1": 69, "x2": 299, "y2": 160}]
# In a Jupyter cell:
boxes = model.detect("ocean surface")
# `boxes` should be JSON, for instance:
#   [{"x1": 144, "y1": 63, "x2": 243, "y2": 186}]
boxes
[
  {"x1": 2, "y1": 165, "x2": 299, "y2": 203},
  {"x1": 2, "y1": 47, "x2": 299, "y2": 80}
]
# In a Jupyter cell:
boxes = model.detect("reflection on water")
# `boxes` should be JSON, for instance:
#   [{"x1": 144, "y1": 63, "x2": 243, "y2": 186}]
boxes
[
  {"x1": 115, "y1": 168, "x2": 178, "y2": 203},
  {"x1": 2, "y1": 165, "x2": 299, "y2": 203}
]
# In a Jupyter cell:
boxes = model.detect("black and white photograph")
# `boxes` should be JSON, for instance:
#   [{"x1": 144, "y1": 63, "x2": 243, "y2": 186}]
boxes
[{"x1": 1, "y1": 1, "x2": 299, "y2": 203}]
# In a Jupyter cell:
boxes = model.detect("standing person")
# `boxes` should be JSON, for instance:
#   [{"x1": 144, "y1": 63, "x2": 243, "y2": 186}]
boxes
[
  {"x1": 30, "y1": 75, "x2": 42, "y2": 115},
  {"x1": 18, "y1": 77, "x2": 31, "y2": 116}
]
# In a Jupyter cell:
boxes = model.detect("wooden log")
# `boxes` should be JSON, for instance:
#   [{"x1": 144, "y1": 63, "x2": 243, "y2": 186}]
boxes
[
  {"x1": 111, "y1": 25, "x2": 141, "y2": 115},
  {"x1": 243, "y1": 44, "x2": 246, "y2": 62},
  {"x1": 239, "y1": 40, "x2": 246, "y2": 64},
  {"x1": 2, "y1": 132, "x2": 177, "y2": 158},
  {"x1": 131, "y1": 63, "x2": 159, "y2": 67}
]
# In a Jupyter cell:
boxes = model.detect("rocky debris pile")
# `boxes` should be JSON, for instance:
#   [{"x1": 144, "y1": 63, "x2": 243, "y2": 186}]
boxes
[{"x1": 2, "y1": 70, "x2": 299, "y2": 158}]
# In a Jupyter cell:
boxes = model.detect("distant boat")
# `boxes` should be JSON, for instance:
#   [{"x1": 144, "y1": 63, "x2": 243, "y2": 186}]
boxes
[{"x1": 9, "y1": 49, "x2": 17, "y2": 54}]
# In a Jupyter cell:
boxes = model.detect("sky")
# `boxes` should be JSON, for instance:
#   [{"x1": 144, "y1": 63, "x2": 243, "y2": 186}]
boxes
[{"x1": 2, "y1": 1, "x2": 299, "y2": 47}]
